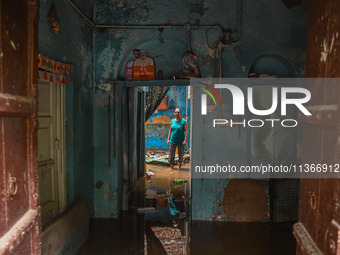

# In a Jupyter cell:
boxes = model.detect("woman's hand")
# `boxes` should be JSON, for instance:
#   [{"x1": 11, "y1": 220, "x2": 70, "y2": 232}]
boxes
[
  {"x1": 167, "y1": 139, "x2": 170, "y2": 146},
  {"x1": 182, "y1": 141, "x2": 187, "y2": 146}
]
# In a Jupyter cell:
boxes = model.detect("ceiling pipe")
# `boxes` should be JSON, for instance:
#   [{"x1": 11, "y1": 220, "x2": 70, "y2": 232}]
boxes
[
  {"x1": 95, "y1": 24, "x2": 222, "y2": 30},
  {"x1": 66, "y1": 0, "x2": 224, "y2": 32},
  {"x1": 96, "y1": 24, "x2": 172, "y2": 30},
  {"x1": 67, "y1": 0, "x2": 243, "y2": 83}
]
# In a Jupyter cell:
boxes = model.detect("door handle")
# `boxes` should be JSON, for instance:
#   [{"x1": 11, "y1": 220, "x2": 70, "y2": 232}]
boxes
[
  {"x1": 8, "y1": 176, "x2": 18, "y2": 196},
  {"x1": 54, "y1": 139, "x2": 59, "y2": 151},
  {"x1": 308, "y1": 191, "x2": 317, "y2": 210}
]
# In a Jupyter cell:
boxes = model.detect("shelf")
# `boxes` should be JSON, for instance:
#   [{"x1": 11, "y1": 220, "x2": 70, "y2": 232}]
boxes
[{"x1": 112, "y1": 79, "x2": 191, "y2": 87}]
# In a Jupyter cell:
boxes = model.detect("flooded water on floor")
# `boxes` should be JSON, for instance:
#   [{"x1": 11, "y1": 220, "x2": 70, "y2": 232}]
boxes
[
  {"x1": 77, "y1": 162, "x2": 296, "y2": 255},
  {"x1": 145, "y1": 163, "x2": 190, "y2": 197},
  {"x1": 191, "y1": 221, "x2": 296, "y2": 255}
]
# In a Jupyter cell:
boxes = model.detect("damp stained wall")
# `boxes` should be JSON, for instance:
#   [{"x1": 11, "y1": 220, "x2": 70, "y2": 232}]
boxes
[
  {"x1": 92, "y1": 3, "x2": 186, "y2": 217},
  {"x1": 93, "y1": 0, "x2": 308, "y2": 219},
  {"x1": 145, "y1": 86, "x2": 191, "y2": 151},
  {"x1": 93, "y1": 85, "x2": 121, "y2": 218},
  {"x1": 189, "y1": 1, "x2": 308, "y2": 221},
  {"x1": 38, "y1": 0, "x2": 94, "y2": 215}
]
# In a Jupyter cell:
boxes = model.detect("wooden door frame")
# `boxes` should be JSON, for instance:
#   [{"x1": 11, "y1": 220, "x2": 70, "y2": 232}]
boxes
[
  {"x1": 0, "y1": 0, "x2": 41, "y2": 253},
  {"x1": 58, "y1": 82, "x2": 67, "y2": 212}
]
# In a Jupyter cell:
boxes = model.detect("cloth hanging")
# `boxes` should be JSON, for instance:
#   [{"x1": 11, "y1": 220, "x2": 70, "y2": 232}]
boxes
[{"x1": 145, "y1": 86, "x2": 170, "y2": 122}]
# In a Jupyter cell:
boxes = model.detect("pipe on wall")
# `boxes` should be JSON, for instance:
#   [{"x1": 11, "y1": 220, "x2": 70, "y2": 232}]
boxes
[
  {"x1": 66, "y1": 0, "x2": 243, "y2": 81},
  {"x1": 66, "y1": 0, "x2": 95, "y2": 27},
  {"x1": 66, "y1": 0, "x2": 227, "y2": 32}
]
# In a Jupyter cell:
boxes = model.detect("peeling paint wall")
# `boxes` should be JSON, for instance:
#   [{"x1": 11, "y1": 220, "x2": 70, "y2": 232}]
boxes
[
  {"x1": 92, "y1": 0, "x2": 308, "y2": 219},
  {"x1": 146, "y1": 86, "x2": 191, "y2": 150},
  {"x1": 188, "y1": 0, "x2": 308, "y2": 221},
  {"x1": 38, "y1": 0, "x2": 94, "y2": 215}
]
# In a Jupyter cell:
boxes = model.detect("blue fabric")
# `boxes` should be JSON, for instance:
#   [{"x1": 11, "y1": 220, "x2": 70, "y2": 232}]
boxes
[
  {"x1": 170, "y1": 118, "x2": 187, "y2": 145},
  {"x1": 169, "y1": 198, "x2": 181, "y2": 215}
]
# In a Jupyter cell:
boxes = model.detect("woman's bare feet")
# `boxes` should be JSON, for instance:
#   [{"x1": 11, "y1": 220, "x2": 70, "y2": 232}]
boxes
[
  {"x1": 178, "y1": 163, "x2": 182, "y2": 169},
  {"x1": 170, "y1": 164, "x2": 174, "y2": 169}
]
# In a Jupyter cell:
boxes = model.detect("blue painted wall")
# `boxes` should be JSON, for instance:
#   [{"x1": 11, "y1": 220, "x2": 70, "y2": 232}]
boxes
[
  {"x1": 92, "y1": 0, "x2": 308, "y2": 220},
  {"x1": 37, "y1": 0, "x2": 308, "y2": 219},
  {"x1": 38, "y1": 0, "x2": 94, "y2": 215},
  {"x1": 189, "y1": 1, "x2": 308, "y2": 221},
  {"x1": 145, "y1": 86, "x2": 191, "y2": 151}
]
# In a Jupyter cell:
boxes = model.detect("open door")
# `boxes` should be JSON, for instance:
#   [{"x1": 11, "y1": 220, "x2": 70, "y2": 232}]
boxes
[
  {"x1": 0, "y1": 0, "x2": 40, "y2": 254},
  {"x1": 294, "y1": 0, "x2": 340, "y2": 254}
]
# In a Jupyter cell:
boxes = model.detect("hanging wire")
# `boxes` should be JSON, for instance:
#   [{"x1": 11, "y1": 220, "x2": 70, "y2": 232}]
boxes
[{"x1": 186, "y1": 24, "x2": 191, "y2": 52}]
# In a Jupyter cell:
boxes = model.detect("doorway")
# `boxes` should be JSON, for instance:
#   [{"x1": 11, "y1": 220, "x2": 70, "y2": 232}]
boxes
[{"x1": 144, "y1": 85, "x2": 191, "y2": 254}]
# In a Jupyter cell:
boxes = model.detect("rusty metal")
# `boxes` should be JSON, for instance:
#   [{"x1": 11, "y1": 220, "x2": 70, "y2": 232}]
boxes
[
  {"x1": 8, "y1": 176, "x2": 17, "y2": 196},
  {"x1": 308, "y1": 191, "x2": 317, "y2": 210}
]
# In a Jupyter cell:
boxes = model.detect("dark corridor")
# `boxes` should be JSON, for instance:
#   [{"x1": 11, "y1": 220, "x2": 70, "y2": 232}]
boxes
[{"x1": 3, "y1": 0, "x2": 340, "y2": 255}]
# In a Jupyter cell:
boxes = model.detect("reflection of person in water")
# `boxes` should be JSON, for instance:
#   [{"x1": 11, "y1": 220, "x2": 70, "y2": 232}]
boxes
[{"x1": 134, "y1": 49, "x2": 154, "y2": 66}]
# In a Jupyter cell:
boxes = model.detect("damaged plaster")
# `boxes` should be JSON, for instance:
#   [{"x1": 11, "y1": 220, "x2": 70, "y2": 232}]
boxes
[
  {"x1": 320, "y1": 33, "x2": 337, "y2": 63},
  {"x1": 90, "y1": 0, "x2": 308, "y2": 219}
]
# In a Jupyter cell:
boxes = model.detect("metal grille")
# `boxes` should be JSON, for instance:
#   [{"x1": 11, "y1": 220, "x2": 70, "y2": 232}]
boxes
[{"x1": 271, "y1": 179, "x2": 300, "y2": 222}]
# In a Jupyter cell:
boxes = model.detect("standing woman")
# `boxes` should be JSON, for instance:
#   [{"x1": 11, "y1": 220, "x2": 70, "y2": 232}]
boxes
[{"x1": 167, "y1": 108, "x2": 188, "y2": 169}]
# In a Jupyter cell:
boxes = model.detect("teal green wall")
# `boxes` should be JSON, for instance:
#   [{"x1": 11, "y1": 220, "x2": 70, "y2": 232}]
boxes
[
  {"x1": 92, "y1": 0, "x2": 308, "y2": 219},
  {"x1": 39, "y1": 0, "x2": 308, "y2": 220},
  {"x1": 38, "y1": 0, "x2": 94, "y2": 215}
]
